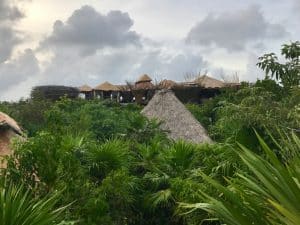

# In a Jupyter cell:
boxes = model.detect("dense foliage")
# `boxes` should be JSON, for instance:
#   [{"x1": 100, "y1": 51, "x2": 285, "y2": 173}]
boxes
[{"x1": 0, "y1": 42, "x2": 299, "y2": 225}]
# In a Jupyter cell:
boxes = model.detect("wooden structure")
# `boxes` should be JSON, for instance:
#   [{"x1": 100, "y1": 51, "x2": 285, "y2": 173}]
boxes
[
  {"x1": 135, "y1": 74, "x2": 154, "y2": 89},
  {"x1": 115, "y1": 85, "x2": 134, "y2": 103},
  {"x1": 77, "y1": 74, "x2": 240, "y2": 104},
  {"x1": 133, "y1": 74, "x2": 155, "y2": 104},
  {"x1": 79, "y1": 84, "x2": 93, "y2": 99},
  {"x1": 94, "y1": 82, "x2": 120, "y2": 100}
]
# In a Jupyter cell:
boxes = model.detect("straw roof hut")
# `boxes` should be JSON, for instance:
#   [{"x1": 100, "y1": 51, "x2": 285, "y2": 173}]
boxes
[
  {"x1": 94, "y1": 82, "x2": 119, "y2": 91},
  {"x1": 194, "y1": 75, "x2": 225, "y2": 88},
  {"x1": 79, "y1": 84, "x2": 93, "y2": 92},
  {"x1": 136, "y1": 74, "x2": 152, "y2": 83},
  {"x1": 142, "y1": 90, "x2": 212, "y2": 143},
  {"x1": 159, "y1": 79, "x2": 177, "y2": 89},
  {"x1": 0, "y1": 112, "x2": 23, "y2": 168},
  {"x1": 135, "y1": 74, "x2": 154, "y2": 90},
  {"x1": 79, "y1": 84, "x2": 93, "y2": 99}
]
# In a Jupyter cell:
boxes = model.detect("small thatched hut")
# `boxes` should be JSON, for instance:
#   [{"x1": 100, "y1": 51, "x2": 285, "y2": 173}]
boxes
[
  {"x1": 115, "y1": 84, "x2": 134, "y2": 102},
  {"x1": 135, "y1": 74, "x2": 154, "y2": 90},
  {"x1": 142, "y1": 90, "x2": 212, "y2": 144},
  {"x1": 79, "y1": 84, "x2": 93, "y2": 99},
  {"x1": 94, "y1": 82, "x2": 120, "y2": 100},
  {"x1": 0, "y1": 112, "x2": 23, "y2": 168},
  {"x1": 133, "y1": 74, "x2": 155, "y2": 104}
]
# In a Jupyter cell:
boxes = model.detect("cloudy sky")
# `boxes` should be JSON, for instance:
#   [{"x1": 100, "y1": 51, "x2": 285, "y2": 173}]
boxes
[{"x1": 0, "y1": 0, "x2": 299, "y2": 101}]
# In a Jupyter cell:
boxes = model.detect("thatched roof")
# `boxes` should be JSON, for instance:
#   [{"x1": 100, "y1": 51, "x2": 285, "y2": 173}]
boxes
[
  {"x1": 136, "y1": 74, "x2": 152, "y2": 83},
  {"x1": 79, "y1": 84, "x2": 93, "y2": 92},
  {"x1": 0, "y1": 112, "x2": 22, "y2": 135},
  {"x1": 193, "y1": 75, "x2": 225, "y2": 88},
  {"x1": 159, "y1": 79, "x2": 177, "y2": 89},
  {"x1": 142, "y1": 90, "x2": 212, "y2": 144},
  {"x1": 94, "y1": 82, "x2": 119, "y2": 91}
]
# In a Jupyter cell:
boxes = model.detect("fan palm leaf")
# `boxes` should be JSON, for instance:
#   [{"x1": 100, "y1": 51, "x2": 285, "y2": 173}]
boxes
[{"x1": 0, "y1": 183, "x2": 70, "y2": 225}]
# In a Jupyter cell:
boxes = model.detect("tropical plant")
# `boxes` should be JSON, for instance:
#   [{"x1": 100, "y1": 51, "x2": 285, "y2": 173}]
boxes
[
  {"x1": 86, "y1": 139, "x2": 131, "y2": 181},
  {"x1": 257, "y1": 41, "x2": 300, "y2": 88},
  {"x1": 180, "y1": 132, "x2": 300, "y2": 225},
  {"x1": 0, "y1": 183, "x2": 71, "y2": 225}
]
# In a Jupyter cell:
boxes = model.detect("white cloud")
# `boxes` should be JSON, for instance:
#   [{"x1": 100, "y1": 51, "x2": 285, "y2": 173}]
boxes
[{"x1": 0, "y1": 0, "x2": 25, "y2": 62}]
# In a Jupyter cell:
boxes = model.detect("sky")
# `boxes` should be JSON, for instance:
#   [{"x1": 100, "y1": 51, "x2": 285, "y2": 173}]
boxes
[{"x1": 0, "y1": 0, "x2": 299, "y2": 101}]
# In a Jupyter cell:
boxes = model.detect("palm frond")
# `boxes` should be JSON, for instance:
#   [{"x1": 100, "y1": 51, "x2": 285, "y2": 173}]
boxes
[{"x1": 0, "y1": 183, "x2": 70, "y2": 225}]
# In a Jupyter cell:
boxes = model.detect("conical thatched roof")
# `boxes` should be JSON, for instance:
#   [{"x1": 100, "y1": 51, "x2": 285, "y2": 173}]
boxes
[
  {"x1": 94, "y1": 82, "x2": 119, "y2": 91},
  {"x1": 194, "y1": 75, "x2": 225, "y2": 88},
  {"x1": 136, "y1": 74, "x2": 152, "y2": 83},
  {"x1": 0, "y1": 112, "x2": 22, "y2": 135},
  {"x1": 142, "y1": 90, "x2": 212, "y2": 144},
  {"x1": 79, "y1": 84, "x2": 93, "y2": 92}
]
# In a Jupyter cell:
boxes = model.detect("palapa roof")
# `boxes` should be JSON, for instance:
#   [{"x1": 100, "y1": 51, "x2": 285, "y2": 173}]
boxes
[
  {"x1": 136, "y1": 74, "x2": 152, "y2": 83},
  {"x1": 194, "y1": 75, "x2": 225, "y2": 88},
  {"x1": 79, "y1": 84, "x2": 93, "y2": 92},
  {"x1": 94, "y1": 82, "x2": 119, "y2": 91},
  {"x1": 159, "y1": 79, "x2": 177, "y2": 89},
  {"x1": 142, "y1": 90, "x2": 212, "y2": 144},
  {"x1": 0, "y1": 112, "x2": 22, "y2": 135}
]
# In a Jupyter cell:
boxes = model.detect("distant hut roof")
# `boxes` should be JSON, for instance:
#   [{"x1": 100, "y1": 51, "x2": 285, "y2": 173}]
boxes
[
  {"x1": 0, "y1": 112, "x2": 22, "y2": 135},
  {"x1": 79, "y1": 84, "x2": 93, "y2": 92},
  {"x1": 193, "y1": 75, "x2": 225, "y2": 88},
  {"x1": 142, "y1": 90, "x2": 212, "y2": 144},
  {"x1": 159, "y1": 79, "x2": 177, "y2": 89},
  {"x1": 94, "y1": 82, "x2": 119, "y2": 91},
  {"x1": 136, "y1": 74, "x2": 152, "y2": 83}
]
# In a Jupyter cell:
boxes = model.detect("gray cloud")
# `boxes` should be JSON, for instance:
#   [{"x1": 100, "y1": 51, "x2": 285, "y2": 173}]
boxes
[
  {"x1": 42, "y1": 5, "x2": 140, "y2": 55},
  {"x1": 133, "y1": 51, "x2": 208, "y2": 81},
  {"x1": 295, "y1": 0, "x2": 300, "y2": 14},
  {"x1": 0, "y1": 0, "x2": 24, "y2": 22},
  {"x1": 186, "y1": 5, "x2": 287, "y2": 52},
  {"x1": 0, "y1": 26, "x2": 21, "y2": 62},
  {"x1": 0, "y1": 49, "x2": 39, "y2": 94},
  {"x1": 0, "y1": 0, "x2": 24, "y2": 62}
]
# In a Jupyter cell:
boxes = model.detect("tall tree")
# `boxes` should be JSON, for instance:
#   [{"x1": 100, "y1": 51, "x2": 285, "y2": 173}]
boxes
[{"x1": 257, "y1": 41, "x2": 300, "y2": 88}]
